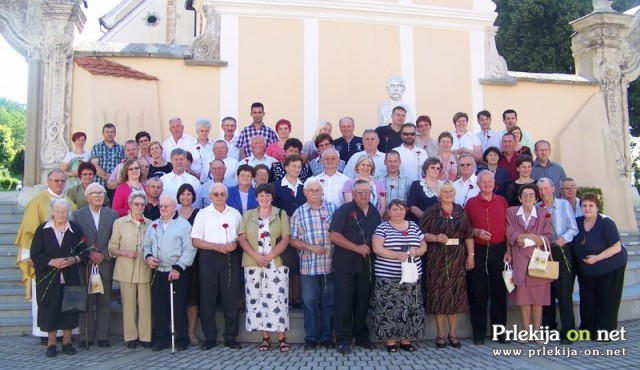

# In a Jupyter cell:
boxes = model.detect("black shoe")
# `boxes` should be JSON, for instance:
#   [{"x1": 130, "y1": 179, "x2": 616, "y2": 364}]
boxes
[
  {"x1": 304, "y1": 341, "x2": 318, "y2": 351},
  {"x1": 177, "y1": 344, "x2": 188, "y2": 351},
  {"x1": 127, "y1": 340, "x2": 138, "y2": 349},
  {"x1": 448, "y1": 336, "x2": 462, "y2": 348},
  {"x1": 201, "y1": 340, "x2": 217, "y2": 350},
  {"x1": 355, "y1": 338, "x2": 374, "y2": 350},
  {"x1": 152, "y1": 344, "x2": 168, "y2": 352},
  {"x1": 436, "y1": 337, "x2": 447, "y2": 348},
  {"x1": 45, "y1": 345, "x2": 57, "y2": 357},
  {"x1": 473, "y1": 338, "x2": 485, "y2": 345},
  {"x1": 62, "y1": 343, "x2": 76, "y2": 355},
  {"x1": 139, "y1": 341, "x2": 152, "y2": 349},
  {"x1": 560, "y1": 338, "x2": 573, "y2": 345},
  {"x1": 40, "y1": 337, "x2": 48, "y2": 346},
  {"x1": 337, "y1": 344, "x2": 351, "y2": 355},
  {"x1": 320, "y1": 340, "x2": 335, "y2": 349},
  {"x1": 98, "y1": 340, "x2": 110, "y2": 348},
  {"x1": 224, "y1": 339, "x2": 241, "y2": 349}
]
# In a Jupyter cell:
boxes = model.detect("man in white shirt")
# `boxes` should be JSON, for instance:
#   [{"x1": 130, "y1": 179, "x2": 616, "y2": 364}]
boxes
[
  {"x1": 243, "y1": 135, "x2": 277, "y2": 169},
  {"x1": 306, "y1": 148, "x2": 349, "y2": 208},
  {"x1": 454, "y1": 154, "x2": 479, "y2": 206},
  {"x1": 501, "y1": 109, "x2": 534, "y2": 149},
  {"x1": 392, "y1": 123, "x2": 427, "y2": 182},
  {"x1": 475, "y1": 110, "x2": 502, "y2": 152},
  {"x1": 162, "y1": 117, "x2": 196, "y2": 162},
  {"x1": 195, "y1": 159, "x2": 237, "y2": 208},
  {"x1": 343, "y1": 129, "x2": 386, "y2": 178},
  {"x1": 215, "y1": 117, "x2": 240, "y2": 160},
  {"x1": 191, "y1": 183, "x2": 243, "y2": 350},
  {"x1": 161, "y1": 148, "x2": 201, "y2": 197},
  {"x1": 213, "y1": 140, "x2": 239, "y2": 184}
]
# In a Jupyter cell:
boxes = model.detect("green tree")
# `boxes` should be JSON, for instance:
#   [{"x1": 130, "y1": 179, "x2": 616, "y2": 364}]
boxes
[
  {"x1": 0, "y1": 125, "x2": 15, "y2": 168},
  {"x1": 0, "y1": 97, "x2": 26, "y2": 152}
]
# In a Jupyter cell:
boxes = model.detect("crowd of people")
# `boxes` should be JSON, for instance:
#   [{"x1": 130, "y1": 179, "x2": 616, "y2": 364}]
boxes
[{"x1": 16, "y1": 102, "x2": 628, "y2": 357}]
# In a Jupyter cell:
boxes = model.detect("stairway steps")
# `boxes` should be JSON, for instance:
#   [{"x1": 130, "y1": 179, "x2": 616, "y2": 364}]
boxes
[
  {"x1": 0, "y1": 288, "x2": 26, "y2": 304},
  {"x1": 0, "y1": 301, "x2": 31, "y2": 318},
  {"x1": 0, "y1": 317, "x2": 32, "y2": 336}
]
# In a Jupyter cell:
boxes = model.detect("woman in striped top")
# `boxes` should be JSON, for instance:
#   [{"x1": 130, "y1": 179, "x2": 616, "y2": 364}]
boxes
[{"x1": 372, "y1": 199, "x2": 427, "y2": 353}]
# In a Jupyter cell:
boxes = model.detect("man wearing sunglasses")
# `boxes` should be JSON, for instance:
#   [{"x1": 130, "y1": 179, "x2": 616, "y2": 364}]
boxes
[{"x1": 392, "y1": 123, "x2": 427, "y2": 182}]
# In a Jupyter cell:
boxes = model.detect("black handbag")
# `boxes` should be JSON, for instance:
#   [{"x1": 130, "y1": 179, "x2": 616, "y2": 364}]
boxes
[{"x1": 61, "y1": 265, "x2": 87, "y2": 314}]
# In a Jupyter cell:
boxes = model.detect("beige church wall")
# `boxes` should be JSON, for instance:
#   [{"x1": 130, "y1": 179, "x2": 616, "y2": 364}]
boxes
[
  {"x1": 413, "y1": 27, "x2": 472, "y2": 134},
  {"x1": 70, "y1": 66, "x2": 162, "y2": 147},
  {"x1": 318, "y1": 21, "x2": 401, "y2": 131},
  {"x1": 413, "y1": 0, "x2": 473, "y2": 9},
  {"x1": 237, "y1": 17, "x2": 305, "y2": 137}
]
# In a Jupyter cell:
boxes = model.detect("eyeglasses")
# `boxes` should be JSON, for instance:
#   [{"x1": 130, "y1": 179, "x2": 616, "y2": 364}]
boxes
[
  {"x1": 128, "y1": 167, "x2": 140, "y2": 171},
  {"x1": 354, "y1": 190, "x2": 371, "y2": 195},
  {"x1": 158, "y1": 204, "x2": 173, "y2": 209},
  {"x1": 520, "y1": 193, "x2": 536, "y2": 198},
  {"x1": 88, "y1": 191, "x2": 105, "y2": 197},
  {"x1": 130, "y1": 202, "x2": 145, "y2": 207},
  {"x1": 210, "y1": 192, "x2": 227, "y2": 197},
  {"x1": 428, "y1": 166, "x2": 442, "y2": 171},
  {"x1": 401, "y1": 132, "x2": 416, "y2": 136},
  {"x1": 459, "y1": 163, "x2": 473, "y2": 167},
  {"x1": 323, "y1": 157, "x2": 338, "y2": 161},
  {"x1": 80, "y1": 172, "x2": 94, "y2": 177}
]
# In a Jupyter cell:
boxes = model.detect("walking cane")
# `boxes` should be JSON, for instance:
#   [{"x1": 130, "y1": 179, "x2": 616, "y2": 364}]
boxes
[
  {"x1": 85, "y1": 262, "x2": 90, "y2": 350},
  {"x1": 169, "y1": 280, "x2": 176, "y2": 353}
]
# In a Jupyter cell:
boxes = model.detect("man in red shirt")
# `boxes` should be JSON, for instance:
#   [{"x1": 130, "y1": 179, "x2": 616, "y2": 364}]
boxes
[
  {"x1": 464, "y1": 170, "x2": 511, "y2": 345},
  {"x1": 498, "y1": 133, "x2": 519, "y2": 181}
]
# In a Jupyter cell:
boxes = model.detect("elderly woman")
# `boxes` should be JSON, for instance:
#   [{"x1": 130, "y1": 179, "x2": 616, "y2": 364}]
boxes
[
  {"x1": 415, "y1": 115, "x2": 439, "y2": 158},
  {"x1": 477, "y1": 146, "x2": 510, "y2": 198},
  {"x1": 509, "y1": 125, "x2": 532, "y2": 157},
  {"x1": 342, "y1": 155, "x2": 386, "y2": 216},
  {"x1": 437, "y1": 132, "x2": 457, "y2": 181},
  {"x1": 505, "y1": 155, "x2": 536, "y2": 207},
  {"x1": 112, "y1": 159, "x2": 148, "y2": 217},
  {"x1": 419, "y1": 181, "x2": 474, "y2": 348},
  {"x1": 238, "y1": 184, "x2": 292, "y2": 352},
  {"x1": 450, "y1": 112, "x2": 482, "y2": 162},
  {"x1": 108, "y1": 191, "x2": 152, "y2": 349},
  {"x1": 269, "y1": 139, "x2": 313, "y2": 183},
  {"x1": 407, "y1": 157, "x2": 443, "y2": 222},
  {"x1": 227, "y1": 164, "x2": 258, "y2": 215},
  {"x1": 175, "y1": 183, "x2": 201, "y2": 345},
  {"x1": 574, "y1": 193, "x2": 628, "y2": 338},
  {"x1": 30, "y1": 199, "x2": 89, "y2": 357},
  {"x1": 143, "y1": 194, "x2": 196, "y2": 351},
  {"x1": 506, "y1": 184, "x2": 553, "y2": 342},
  {"x1": 266, "y1": 119, "x2": 292, "y2": 162},
  {"x1": 190, "y1": 118, "x2": 214, "y2": 180},
  {"x1": 148, "y1": 141, "x2": 172, "y2": 178},
  {"x1": 302, "y1": 120, "x2": 332, "y2": 162},
  {"x1": 253, "y1": 164, "x2": 270, "y2": 186},
  {"x1": 372, "y1": 200, "x2": 427, "y2": 353},
  {"x1": 66, "y1": 162, "x2": 111, "y2": 208},
  {"x1": 61, "y1": 132, "x2": 90, "y2": 189}
]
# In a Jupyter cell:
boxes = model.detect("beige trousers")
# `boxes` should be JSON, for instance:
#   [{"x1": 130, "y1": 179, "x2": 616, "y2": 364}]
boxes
[{"x1": 119, "y1": 281, "x2": 151, "y2": 342}]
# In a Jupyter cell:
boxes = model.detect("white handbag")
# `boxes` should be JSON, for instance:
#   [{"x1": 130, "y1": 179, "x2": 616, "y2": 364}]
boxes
[
  {"x1": 400, "y1": 256, "x2": 418, "y2": 284},
  {"x1": 88, "y1": 264, "x2": 104, "y2": 295},
  {"x1": 527, "y1": 237, "x2": 551, "y2": 272},
  {"x1": 502, "y1": 262, "x2": 515, "y2": 293}
]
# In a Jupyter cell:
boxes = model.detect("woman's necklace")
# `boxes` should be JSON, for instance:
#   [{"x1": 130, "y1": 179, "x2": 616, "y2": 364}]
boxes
[{"x1": 582, "y1": 218, "x2": 596, "y2": 244}]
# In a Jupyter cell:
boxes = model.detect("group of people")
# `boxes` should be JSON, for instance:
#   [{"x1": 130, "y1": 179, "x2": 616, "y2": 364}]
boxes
[{"x1": 16, "y1": 102, "x2": 627, "y2": 357}]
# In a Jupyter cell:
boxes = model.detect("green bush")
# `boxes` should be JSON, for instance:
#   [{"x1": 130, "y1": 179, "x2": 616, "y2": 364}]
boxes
[
  {"x1": 8, "y1": 147, "x2": 23, "y2": 178},
  {"x1": 0, "y1": 176, "x2": 19, "y2": 190},
  {"x1": 576, "y1": 186, "x2": 604, "y2": 213}
]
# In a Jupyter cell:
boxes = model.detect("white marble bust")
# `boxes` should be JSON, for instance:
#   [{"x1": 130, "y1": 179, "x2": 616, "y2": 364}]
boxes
[{"x1": 377, "y1": 75, "x2": 415, "y2": 126}]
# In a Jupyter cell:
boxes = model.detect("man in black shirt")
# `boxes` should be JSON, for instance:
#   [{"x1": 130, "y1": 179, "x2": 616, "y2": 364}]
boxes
[
  {"x1": 375, "y1": 106, "x2": 406, "y2": 153},
  {"x1": 333, "y1": 117, "x2": 363, "y2": 163}
]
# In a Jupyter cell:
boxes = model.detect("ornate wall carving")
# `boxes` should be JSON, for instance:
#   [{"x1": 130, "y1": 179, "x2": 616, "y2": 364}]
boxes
[{"x1": 185, "y1": 0, "x2": 226, "y2": 66}]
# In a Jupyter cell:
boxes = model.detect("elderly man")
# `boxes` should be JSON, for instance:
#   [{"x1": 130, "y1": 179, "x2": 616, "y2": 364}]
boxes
[
  {"x1": 192, "y1": 183, "x2": 243, "y2": 350},
  {"x1": 162, "y1": 117, "x2": 196, "y2": 162},
  {"x1": 501, "y1": 109, "x2": 534, "y2": 149},
  {"x1": 15, "y1": 170, "x2": 77, "y2": 342},
  {"x1": 560, "y1": 178, "x2": 583, "y2": 217},
  {"x1": 377, "y1": 150, "x2": 412, "y2": 206},
  {"x1": 189, "y1": 118, "x2": 215, "y2": 180},
  {"x1": 454, "y1": 154, "x2": 480, "y2": 207},
  {"x1": 308, "y1": 134, "x2": 346, "y2": 176},
  {"x1": 329, "y1": 180, "x2": 382, "y2": 355},
  {"x1": 344, "y1": 129, "x2": 386, "y2": 178},
  {"x1": 498, "y1": 133, "x2": 519, "y2": 181},
  {"x1": 377, "y1": 75, "x2": 415, "y2": 126},
  {"x1": 243, "y1": 135, "x2": 277, "y2": 169},
  {"x1": 532, "y1": 140, "x2": 567, "y2": 197},
  {"x1": 375, "y1": 106, "x2": 406, "y2": 153},
  {"x1": 333, "y1": 117, "x2": 363, "y2": 164},
  {"x1": 291, "y1": 179, "x2": 338, "y2": 351},
  {"x1": 537, "y1": 178, "x2": 578, "y2": 344},
  {"x1": 307, "y1": 148, "x2": 350, "y2": 208},
  {"x1": 160, "y1": 148, "x2": 201, "y2": 198},
  {"x1": 391, "y1": 123, "x2": 426, "y2": 182},
  {"x1": 107, "y1": 140, "x2": 140, "y2": 190},
  {"x1": 194, "y1": 160, "x2": 236, "y2": 208},
  {"x1": 213, "y1": 140, "x2": 239, "y2": 183},
  {"x1": 236, "y1": 102, "x2": 278, "y2": 159},
  {"x1": 464, "y1": 170, "x2": 510, "y2": 345},
  {"x1": 475, "y1": 110, "x2": 502, "y2": 152},
  {"x1": 91, "y1": 123, "x2": 125, "y2": 188},
  {"x1": 215, "y1": 117, "x2": 241, "y2": 160},
  {"x1": 144, "y1": 177, "x2": 162, "y2": 220},
  {"x1": 144, "y1": 195, "x2": 196, "y2": 351},
  {"x1": 71, "y1": 183, "x2": 119, "y2": 348}
]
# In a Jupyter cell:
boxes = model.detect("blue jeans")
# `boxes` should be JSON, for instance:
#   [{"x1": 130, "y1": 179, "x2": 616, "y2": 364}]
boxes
[{"x1": 301, "y1": 273, "x2": 334, "y2": 343}]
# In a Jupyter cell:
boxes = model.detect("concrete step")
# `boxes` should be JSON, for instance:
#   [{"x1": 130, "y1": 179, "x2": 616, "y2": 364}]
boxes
[
  {"x1": 0, "y1": 301, "x2": 30, "y2": 319},
  {"x1": 0, "y1": 261, "x2": 20, "y2": 275},
  {"x1": 0, "y1": 224, "x2": 19, "y2": 233},
  {"x1": 0, "y1": 235, "x2": 16, "y2": 245},
  {"x1": 0, "y1": 316, "x2": 31, "y2": 336},
  {"x1": 0, "y1": 274, "x2": 22, "y2": 288},
  {"x1": 0, "y1": 287, "x2": 26, "y2": 304},
  {"x1": 0, "y1": 214, "x2": 23, "y2": 223},
  {"x1": 623, "y1": 261, "x2": 640, "y2": 286}
]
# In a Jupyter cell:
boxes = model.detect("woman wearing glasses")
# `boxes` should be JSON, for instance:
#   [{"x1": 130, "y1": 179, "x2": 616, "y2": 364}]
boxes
[
  {"x1": 112, "y1": 159, "x2": 148, "y2": 217},
  {"x1": 66, "y1": 162, "x2": 111, "y2": 208}
]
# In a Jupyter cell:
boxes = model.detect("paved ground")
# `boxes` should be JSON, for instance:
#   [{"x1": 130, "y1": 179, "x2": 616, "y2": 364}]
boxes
[{"x1": 0, "y1": 320, "x2": 638, "y2": 370}]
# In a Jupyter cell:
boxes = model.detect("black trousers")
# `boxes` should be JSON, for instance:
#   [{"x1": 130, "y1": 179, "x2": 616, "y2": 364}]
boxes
[
  {"x1": 466, "y1": 243, "x2": 507, "y2": 341},
  {"x1": 151, "y1": 271, "x2": 188, "y2": 348},
  {"x1": 542, "y1": 245, "x2": 575, "y2": 338},
  {"x1": 333, "y1": 264, "x2": 372, "y2": 345},
  {"x1": 579, "y1": 263, "x2": 626, "y2": 338},
  {"x1": 199, "y1": 249, "x2": 242, "y2": 342}
]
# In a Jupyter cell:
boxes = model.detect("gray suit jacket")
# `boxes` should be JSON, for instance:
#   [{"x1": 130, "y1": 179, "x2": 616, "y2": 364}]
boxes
[{"x1": 71, "y1": 205, "x2": 119, "y2": 281}]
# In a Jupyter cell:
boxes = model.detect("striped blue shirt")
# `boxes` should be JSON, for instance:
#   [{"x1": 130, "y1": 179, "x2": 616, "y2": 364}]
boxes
[
  {"x1": 537, "y1": 198, "x2": 578, "y2": 244},
  {"x1": 372, "y1": 221, "x2": 424, "y2": 279},
  {"x1": 290, "y1": 201, "x2": 337, "y2": 275}
]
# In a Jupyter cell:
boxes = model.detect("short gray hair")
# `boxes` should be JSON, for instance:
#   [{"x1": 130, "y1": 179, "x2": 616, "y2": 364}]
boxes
[
  {"x1": 321, "y1": 148, "x2": 339, "y2": 159},
  {"x1": 128, "y1": 190, "x2": 148, "y2": 205},
  {"x1": 84, "y1": 183, "x2": 106, "y2": 197},
  {"x1": 170, "y1": 148, "x2": 187, "y2": 159},
  {"x1": 537, "y1": 177, "x2": 555, "y2": 188},
  {"x1": 304, "y1": 179, "x2": 323, "y2": 191},
  {"x1": 195, "y1": 118, "x2": 212, "y2": 130},
  {"x1": 49, "y1": 198, "x2": 72, "y2": 220}
]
